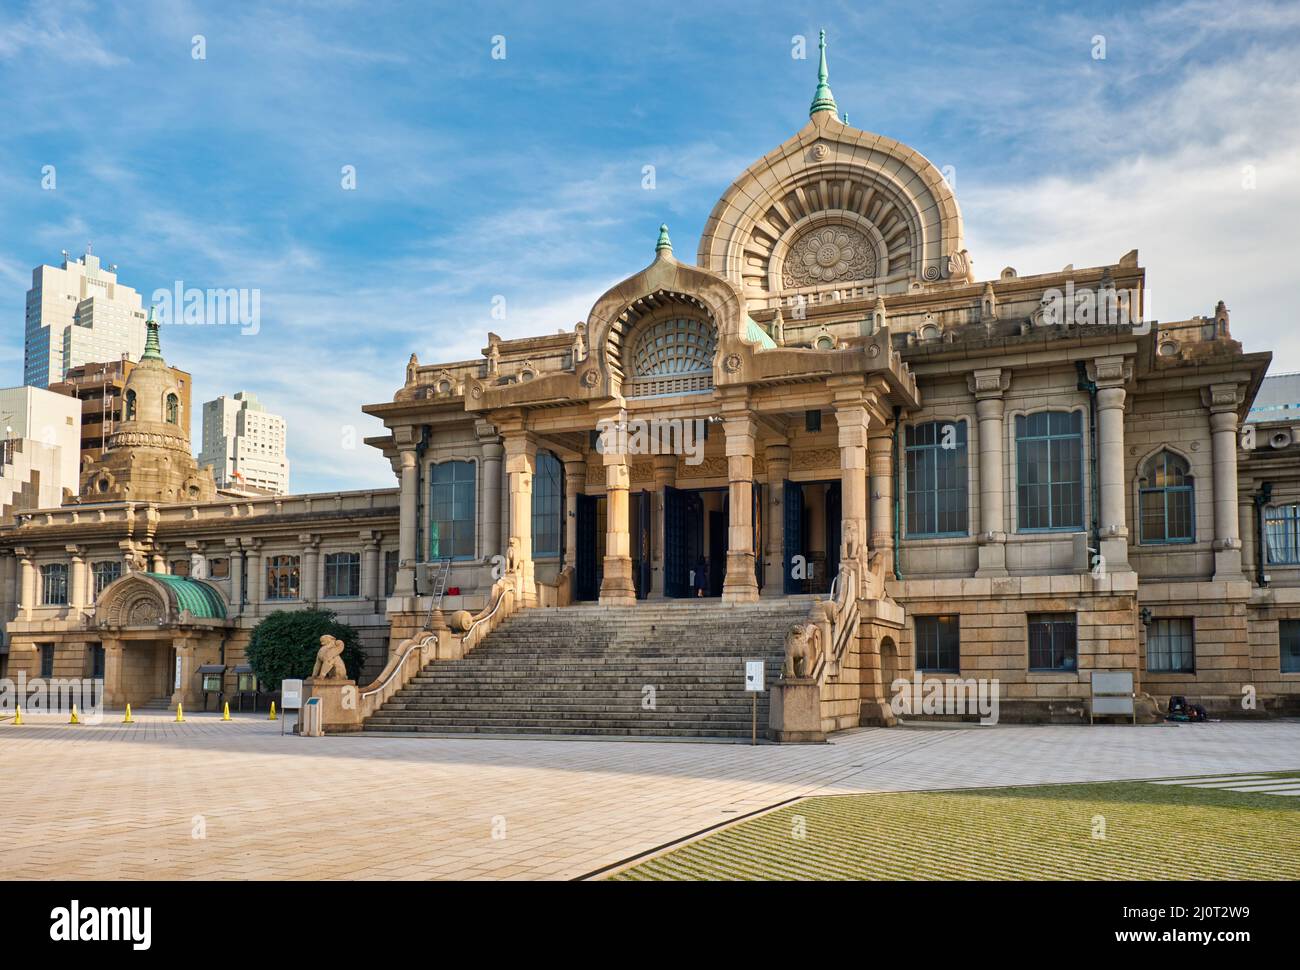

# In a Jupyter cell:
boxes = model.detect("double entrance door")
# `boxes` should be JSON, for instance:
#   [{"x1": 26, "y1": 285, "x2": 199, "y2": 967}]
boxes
[{"x1": 782, "y1": 479, "x2": 842, "y2": 595}]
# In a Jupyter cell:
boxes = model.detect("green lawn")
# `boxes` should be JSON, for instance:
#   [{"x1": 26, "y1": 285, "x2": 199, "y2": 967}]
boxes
[{"x1": 609, "y1": 772, "x2": 1300, "y2": 880}]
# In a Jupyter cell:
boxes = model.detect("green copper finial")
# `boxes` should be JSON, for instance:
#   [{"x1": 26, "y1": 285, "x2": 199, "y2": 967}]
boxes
[
  {"x1": 655, "y1": 223, "x2": 672, "y2": 255},
  {"x1": 142, "y1": 305, "x2": 163, "y2": 361},
  {"x1": 809, "y1": 29, "x2": 837, "y2": 117}
]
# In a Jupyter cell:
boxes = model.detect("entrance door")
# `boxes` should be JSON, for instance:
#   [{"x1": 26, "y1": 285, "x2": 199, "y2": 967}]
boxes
[
  {"x1": 825, "y1": 481, "x2": 842, "y2": 586},
  {"x1": 575, "y1": 493, "x2": 599, "y2": 601},
  {"x1": 783, "y1": 479, "x2": 804, "y2": 594},
  {"x1": 663, "y1": 485, "x2": 687, "y2": 597},
  {"x1": 632, "y1": 491, "x2": 652, "y2": 599}
]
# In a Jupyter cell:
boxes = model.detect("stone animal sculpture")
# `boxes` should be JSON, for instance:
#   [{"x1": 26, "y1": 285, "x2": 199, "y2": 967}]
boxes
[
  {"x1": 783, "y1": 622, "x2": 824, "y2": 679},
  {"x1": 311, "y1": 634, "x2": 348, "y2": 679}
]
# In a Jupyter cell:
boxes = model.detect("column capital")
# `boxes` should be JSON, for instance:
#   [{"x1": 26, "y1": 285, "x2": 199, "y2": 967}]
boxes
[
  {"x1": 474, "y1": 418, "x2": 500, "y2": 443},
  {"x1": 1202, "y1": 382, "x2": 1243, "y2": 413},
  {"x1": 968, "y1": 367, "x2": 1011, "y2": 399},
  {"x1": 64, "y1": 544, "x2": 86, "y2": 558},
  {"x1": 1086, "y1": 355, "x2": 1132, "y2": 388},
  {"x1": 298, "y1": 533, "x2": 320, "y2": 549},
  {"x1": 764, "y1": 442, "x2": 791, "y2": 465}
]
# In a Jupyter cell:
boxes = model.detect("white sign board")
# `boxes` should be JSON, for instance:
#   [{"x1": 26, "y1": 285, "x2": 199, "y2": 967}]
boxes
[
  {"x1": 744, "y1": 660, "x2": 765, "y2": 693},
  {"x1": 174, "y1": 656, "x2": 182, "y2": 690},
  {"x1": 281, "y1": 679, "x2": 304, "y2": 710}
]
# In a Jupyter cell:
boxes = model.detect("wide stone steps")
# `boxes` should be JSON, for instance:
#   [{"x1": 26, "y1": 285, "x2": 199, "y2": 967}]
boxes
[{"x1": 363, "y1": 599, "x2": 813, "y2": 739}]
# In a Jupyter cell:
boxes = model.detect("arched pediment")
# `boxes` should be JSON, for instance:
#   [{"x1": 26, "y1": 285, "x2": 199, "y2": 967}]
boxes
[
  {"x1": 698, "y1": 112, "x2": 967, "y2": 313},
  {"x1": 95, "y1": 572, "x2": 229, "y2": 629}
]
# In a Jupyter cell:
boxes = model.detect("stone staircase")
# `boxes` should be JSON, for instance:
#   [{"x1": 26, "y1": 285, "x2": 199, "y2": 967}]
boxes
[{"x1": 364, "y1": 597, "x2": 818, "y2": 739}]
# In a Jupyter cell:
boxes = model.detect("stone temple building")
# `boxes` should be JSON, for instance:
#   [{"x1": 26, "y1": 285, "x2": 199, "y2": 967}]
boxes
[{"x1": 2, "y1": 36, "x2": 1298, "y2": 733}]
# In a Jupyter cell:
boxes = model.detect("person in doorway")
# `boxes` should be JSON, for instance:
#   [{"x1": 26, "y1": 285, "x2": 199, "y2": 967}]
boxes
[{"x1": 694, "y1": 556, "x2": 710, "y2": 597}]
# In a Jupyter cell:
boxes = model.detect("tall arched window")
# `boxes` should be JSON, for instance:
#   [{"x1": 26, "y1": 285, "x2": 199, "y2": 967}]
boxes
[
  {"x1": 124, "y1": 389, "x2": 136, "y2": 421},
  {"x1": 165, "y1": 393, "x2": 179, "y2": 424},
  {"x1": 1139, "y1": 450, "x2": 1194, "y2": 543},
  {"x1": 532, "y1": 451, "x2": 563, "y2": 558},
  {"x1": 429, "y1": 460, "x2": 476, "y2": 560}
]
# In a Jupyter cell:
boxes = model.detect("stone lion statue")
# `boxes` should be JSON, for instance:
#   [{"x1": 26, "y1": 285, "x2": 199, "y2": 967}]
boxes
[
  {"x1": 311, "y1": 634, "x2": 348, "y2": 679},
  {"x1": 782, "y1": 623, "x2": 824, "y2": 680}
]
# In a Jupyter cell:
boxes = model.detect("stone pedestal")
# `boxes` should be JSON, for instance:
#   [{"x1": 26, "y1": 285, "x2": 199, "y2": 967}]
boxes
[
  {"x1": 768, "y1": 679, "x2": 825, "y2": 743},
  {"x1": 303, "y1": 678, "x2": 362, "y2": 733}
]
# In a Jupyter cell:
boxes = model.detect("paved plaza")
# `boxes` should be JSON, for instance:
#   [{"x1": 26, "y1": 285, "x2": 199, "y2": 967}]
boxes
[{"x1": 2, "y1": 713, "x2": 1297, "y2": 880}]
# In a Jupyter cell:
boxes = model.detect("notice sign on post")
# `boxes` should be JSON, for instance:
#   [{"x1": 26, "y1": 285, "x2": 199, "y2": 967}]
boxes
[
  {"x1": 744, "y1": 660, "x2": 765, "y2": 692},
  {"x1": 281, "y1": 679, "x2": 303, "y2": 710}
]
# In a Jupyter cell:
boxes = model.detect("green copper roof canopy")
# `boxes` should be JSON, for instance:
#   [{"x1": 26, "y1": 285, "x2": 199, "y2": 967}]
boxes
[
  {"x1": 146, "y1": 572, "x2": 227, "y2": 619},
  {"x1": 809, "y1": 29, "x2": 837, "y2": 117},
  {"x1": 141, "y1": 306, "x2": 163, "y2": 361},
  {"x1": 655, "y1": 223, "x2": 672, "y2": 255}
]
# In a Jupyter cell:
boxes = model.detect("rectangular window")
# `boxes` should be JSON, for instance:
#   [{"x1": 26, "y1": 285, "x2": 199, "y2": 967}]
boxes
[
  {"x1": 1281, "y1": 620, "x2": 1300, "y2": 673},
  {"x1": 914, "y1": 615, "x2": 960, "y2": 672},
  {"x1": 39, "y1": 644, "x2": 55, "y2": 678},
  {"x1": 384, "y1": 549, "x2": 399, "y2": 597},
  {"x1": 532, "y1": 452, "x2": 563, "y2": 558},
  {"x1": 1147, "y1": 618, "x2": 1195, "y2": 673},
  {"x1": 266, "y1": 555, "x2": 300, "y2": 600},
  {"x1": 1264, "y1": 505, "x2": 1300, "y2": 565},
  {"x1": 324, "y1": 552, "x2": 361, "y2": 598},
  {"x1": 1028, "y1": 612, "x2": 1077, "y2": 671},
  {"x1": 208, "y1": 557, "x2": 229, "y2": 579},
  {"x1": 171, "y1": 559, "x2": 190, "y2": 578},
  {"x1": 92, "y1": 560, "x2": 121, "y2": 599},
  {"x1": 42, "y1": 564, "x2": 69, "y2": 605},
  {"x1": 429, "y1": 461, "x2": 476, "y2": 560},
  {"x1": 1016, "y1": 411, "x2": 1084, "y2": 531},
  {"x1": 905, "y1": 420, "x2": 969, "y2": 537}
]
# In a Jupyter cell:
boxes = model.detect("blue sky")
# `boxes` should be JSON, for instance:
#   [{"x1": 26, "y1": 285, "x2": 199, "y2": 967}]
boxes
[{"x1": 2, "y1": 0, "x2": 1299, "y2": 493}]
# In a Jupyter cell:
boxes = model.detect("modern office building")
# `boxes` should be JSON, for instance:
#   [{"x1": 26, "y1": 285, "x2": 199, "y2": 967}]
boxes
[
  {"x1": 23, "y1": 248, "x2": 148, "y2": 389},
  {"x1": 0, "y1": 384, "x2": 82, "y2": 516},
  {"x1": 198, "y1": 392, "x2": 289, "y2": 494}
]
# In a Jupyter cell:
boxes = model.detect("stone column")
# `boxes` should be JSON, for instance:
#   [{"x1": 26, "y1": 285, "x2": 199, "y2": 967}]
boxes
[
  {"x1": 16, "y1": 549, "x2": 34, "y2": 620},
  {"x1": 225, "y1": 538, "x2": 243, "y2": 616},
  {"x1": 599, "y1": 449, "x2": 637, "y2": 606},
  {"x1": 1204, "y1": 383, "x2": 1245, "y2": 579},
  {"x1": 1090, "y1": 357, "x2": 1132, "y2": 573},
  {"x1": 67, "y1": 545, "x2": 87, "y2": 612},
  {"x1": 868, "y1": 433, "x2": 894, "y2": 576},
  {"x1": 103, "y1": 639, "x2": 125, "y2": 708},
  {"x1": 649, "y1": 454, "x2": 676, "y2": 599},
  {"x1": 722, "y1": 415, "x2": 760, "y2": 604},
  {"x1": 970, "y1": 368, "x2": 1010, "y2": 577},
  {"x1": 763, "y1": 442, "x2": 791, "y2": 595},
  {"x1": 477, "y1": 421, "x2": 504, "y2": 570},
  {"x1": 563, "y1": 457, "x2": 587, "y2": 575},
  {"x1": 151, "y1": 549, "x2": 167, "y2": 573},
  {"x1": 395, "y1": 445, "x2": 420, "y2": 597},
  {"x1": 832, "y1": 382, "x2": 871, "y2": 590},
  {"x1": 300, "y1": 534, "x2": 320, "y2": 605},
  {"x1": 244, "y1": 540, "x2": 263, "y2": 611},
  {"x1": 502, "y1": 432, "x2": 537, "y2": 606},
  {"x1": 170, "y1": 637, "x2": 200, "y2": 708},
  {"x1": 361, "y1": 530, "x2": 381, "y2": 604}
]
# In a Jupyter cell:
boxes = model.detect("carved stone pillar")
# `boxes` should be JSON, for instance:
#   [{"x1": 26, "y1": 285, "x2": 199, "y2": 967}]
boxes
[
  {"x1": 599, "y1": 449, "x2": 637, "y2": 606},
  {"x1": 970, "y1": 367, "x2": 1010, "y2": 577},
  {"x1": 103, "y1": 639, "x2": 125, "y2": 708},
  {"x1": 16, "y1": 549, "x2": 34, "y2": 620},
  {"x1": 170, "y1": 637, "x2": 200, "y2": 708},
  {"x1": 67, "y1": 545, "x2": 87, "y2": 611},
  {"x1": 395, "y1": 444, "x2": 420, "y2": 597},
  {"x1": 300, "y1": 534, "x2": 320, "y2": 605},
  {"x1": 1204, "y1": 383, "x2": 1245, "y2": 579},
  {"x1": 244, "y1": 539, "x2": 263, "y2": 610},
  {"x1": 868, "y1": 434, "x2": 893, "y2": 576},
  {"x1": 722, "y1": 415, "x2": 760, "y2": 604},
  {"x1": 831, "y1": 382, "x2": 871, "y2": 589},
  {"x1": 477, "y1": 421, "x2": 505, "y2": 569},
  {"x1": 225, "y1": 538, "x2": 243, "y2": 616},
  {"x1": 1089, "y1": 356, "x2": 1133, "y2": 574},
  {"x1": 563, "y1": 457, "x2": 587, "y2": 575},
  {"x1": 763, "y1": 443, "x2": 791, "y2": 595},
  {"x1": 361, "y1": 530, "x2": 381, "y2": 603},
  {"x1": 502, "y1": 432, "x2": 537, "y2": 606},
  {"x1": 649, "y1": 454, "x2": 676, "y2": 599}
]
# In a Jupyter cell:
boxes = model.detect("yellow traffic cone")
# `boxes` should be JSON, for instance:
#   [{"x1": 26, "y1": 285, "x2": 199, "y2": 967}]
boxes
[
  {"x1": 268, "y1": 702, "x2": 277, "y2": 721},
  {"x1": 70, "y1": 704, "x2": 80, "y2": 725},
  {"x1": 123, "y1": 704, "x2": 134, "y2": 724},
  {"x1": 175, "y1": 702, "x2": 185, "y2": 723},
  {"x1": 221, "y1": 701, "x2": 231, "y2": 722},
  {"x1": 13, "y1": 705, "x2": 22, "y2": 726}
]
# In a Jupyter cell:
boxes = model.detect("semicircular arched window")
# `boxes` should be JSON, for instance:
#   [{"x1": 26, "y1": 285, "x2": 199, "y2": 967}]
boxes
[
  {"x1": 165, "y1": 393, "x2": 180, "y2": 424},
  {"x1": 124, "y1": 389, "x2": 137, "y2": 421},
  {"x1": 1139, "y1": 450, "x2": 1194, "y2": 543},
  {"x1": 625, "y1": 317, "x2": 718, "y2": 398}
]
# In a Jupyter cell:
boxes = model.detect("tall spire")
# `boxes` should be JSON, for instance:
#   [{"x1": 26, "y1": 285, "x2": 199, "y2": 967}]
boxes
[
  {"x1": 809, "y1": 29, "x2": 837, "y2": 118},
  {"x1": 141, "y1": 306, "x2": 163, "y2": 361},
  {"x1": 655, "y1": 223, "x2": 673, "y2": 256}
]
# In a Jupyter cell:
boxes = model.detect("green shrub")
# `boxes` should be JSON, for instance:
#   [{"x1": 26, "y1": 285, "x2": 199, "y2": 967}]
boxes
[{"x1": 244, "y1": 609, "x2": 364, "y2": 688}]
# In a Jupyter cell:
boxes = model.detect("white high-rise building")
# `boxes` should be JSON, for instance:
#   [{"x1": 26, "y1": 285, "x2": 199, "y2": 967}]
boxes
[
  {"x1": 198, "y1": 391, "x2": 290, "y2": 494},
  {"x1": 0, "y1": 385, "x2": 82, "y2": 510},
  {"x1": 23, "y1": 248, "x2": 148, "y2": 389}
]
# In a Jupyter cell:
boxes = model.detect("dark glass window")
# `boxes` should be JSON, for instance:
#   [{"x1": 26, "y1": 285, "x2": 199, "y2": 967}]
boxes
[
  {"x1": 1264, "y1": 505, "x2": 1300, "y2": 565},
  {"x1": 1147, "y1": 618, "x2": 1195, "y2": 673},
  {"x1": 1281, "y1": 620, "x2": 1300, "y2": 673},
  {"x1": 266, "y1": 555, "x2": 300, "y2": 600},
  {"x1": 39, "y1": 644, "x2": 54, "y2": 678},
  {"x1": 1016, "y1": 411, "x2": 1083, "y2": 531},
  {"x1": 1139, "y1": 451, "x2": 1194, "y2": 543},
  {"x1": 324, "y1": 552, "x2": 361, "y2": 598},
  {"x1": 429, "y1": 461, "x2": 476, "y2": 560},
  {"x1": 1028, "y1": 613, "x2": 1077, "y2": 671},
  {"x1": 905, "y1": 420, "x2": 969, "y2": 537},
  {"x1": 92, "y1": 560, "x2": 121, "y2": 599},
  {"x1": 532, "y1": 452, "x2": 563, "y2": 558},
  {"x1": 42, "y1": 563, "x2": 68, "y2": 605},
  {"x1": 914, "y1": 615, "x2": 960, "y2": 672}
]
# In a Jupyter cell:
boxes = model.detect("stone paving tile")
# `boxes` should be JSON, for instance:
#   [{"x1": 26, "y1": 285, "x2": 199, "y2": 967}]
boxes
[{"x1": 1, "y1": 712, "x2": 1296, "y2": 880}]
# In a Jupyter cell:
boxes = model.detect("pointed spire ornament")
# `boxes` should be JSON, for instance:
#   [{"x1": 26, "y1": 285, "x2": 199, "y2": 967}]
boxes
[
  {"x1": 141, "y1": 306, "x2": 163, "y2": 361},
  {"x1": 655, "y1": 223, "x2": 673, "y2": 256},
  {"x1": 809, "y1": 29, "x2": 837, "y2": 117}
]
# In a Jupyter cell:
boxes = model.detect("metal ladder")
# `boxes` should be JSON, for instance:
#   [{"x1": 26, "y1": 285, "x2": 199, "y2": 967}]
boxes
[{"x1": 424, "y1": 558, "x2": 453, "y2": 629}]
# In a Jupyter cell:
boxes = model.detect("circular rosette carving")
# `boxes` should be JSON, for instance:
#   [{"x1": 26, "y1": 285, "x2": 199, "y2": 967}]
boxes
[{"x1": 783, "y1": 225, "x2": 876, "y2": 288}]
